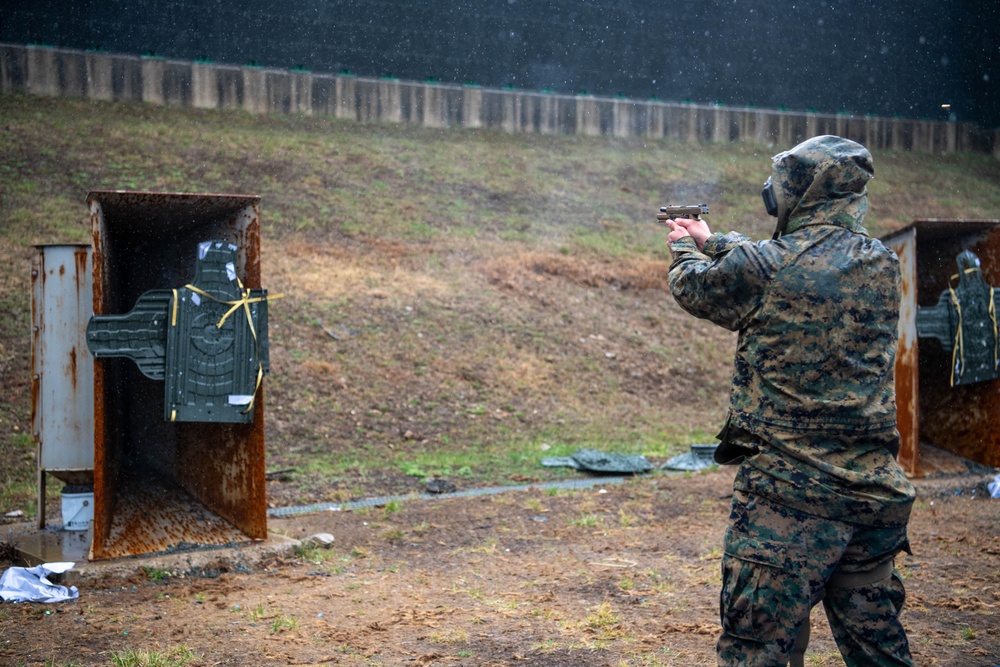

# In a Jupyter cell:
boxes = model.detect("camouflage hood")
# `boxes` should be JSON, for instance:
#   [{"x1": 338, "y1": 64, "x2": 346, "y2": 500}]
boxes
[{"x1": 769, "y1": 135, "x2": 874, "y2": 238}]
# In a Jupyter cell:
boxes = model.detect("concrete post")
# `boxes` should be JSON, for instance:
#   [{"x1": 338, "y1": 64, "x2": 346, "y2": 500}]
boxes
[
  {"x1": 463, "y1": 85, "x2": 482, "y2": 129},
  {"x1": 192, "y1": 62, "x2": 217, "y2": 109},
  {"x1": 86, "y1": 52, "x2": 114, "y2": 101}
]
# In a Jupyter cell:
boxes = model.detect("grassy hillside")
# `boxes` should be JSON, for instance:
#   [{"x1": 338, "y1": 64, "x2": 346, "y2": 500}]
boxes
[{"x1": 2, "y1": 93, "x2": 999, "y2": 516}]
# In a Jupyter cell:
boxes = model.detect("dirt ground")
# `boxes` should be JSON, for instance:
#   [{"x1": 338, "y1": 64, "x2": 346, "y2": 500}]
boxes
[
  {"x1": 2, "y1": 450, "x2": 999, "y2": 667},
  {"x1": 3, "y1": 95, "x2": 1000, "y2": 667}
]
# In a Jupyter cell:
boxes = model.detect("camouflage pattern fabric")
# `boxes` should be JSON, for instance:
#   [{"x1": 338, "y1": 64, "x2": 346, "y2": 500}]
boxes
[
  {"x1": 664, "y1": 136, "x2": 915, "y2": 665},
  {"x1": 666, "y1": 134, "x2": 914, "y2": 528},
  {"x1": 718, "y1": 491, "x2": 912, "y2": 667},
  {"x1": 768, "y1": 135, "x2": 874, "y2": 238},
  {"x1": 668, "y1": 138, "x2": 899, "y2": 435},
  {"x1": 729, "y1": 427, "x2": 914, "y2": 529}
]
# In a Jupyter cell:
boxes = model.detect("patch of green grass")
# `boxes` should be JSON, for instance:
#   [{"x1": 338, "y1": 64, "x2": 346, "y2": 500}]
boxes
[
  {"x1": 270, "y1": 613, "x2": 299, "y2": 633},
  {"x1": 427, "y1": 628, "x2": 469, "y2": 644},
  {"x1": 394, "y1": 448, "x2": 487, "y2": 481},
  {"x1": 382, "y1": 528, "x2": 405, "y2": 542},
  {"x1": 581, "y1": 600, "x2": 625, "y2": 639},
  {"x1": 617, "y1": 508, "x2": 640, "y2": 527},
  {"x1": 570, "y1": 513, "x2": 604, "y2": 528},
  {"x1": 144, "y1": 567, "x2": 171, "y2": 583},
  {"x1": 248, "y1": 602, "x2": 266, "y2": 622},
  {"x1": 805, "y1": 652, "x2": 847, "y2": 666},
  {"x1": 293, "y1": 542, "x2": 338, "y2": 564},
  {"x1": 109, "y1": 645, "x2": 197, "y2": 667}
]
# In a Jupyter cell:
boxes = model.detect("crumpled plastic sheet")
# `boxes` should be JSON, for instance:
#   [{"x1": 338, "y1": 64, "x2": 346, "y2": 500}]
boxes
[
  {"x1": 541, "y1": 448, "x2": 652, "y2": 474},
  {"x1": 660, "y1": 444, "x2": 719, "y2": 471},
  {"x1": 661, "y1": 450, "x2": 714, "y2": 471},
  {"x1": 989, "y1": 474, "x2": 1000, "y2": 499},
  {"x1": 0, "y1": 562, "x2": 78, "y2": 603}
]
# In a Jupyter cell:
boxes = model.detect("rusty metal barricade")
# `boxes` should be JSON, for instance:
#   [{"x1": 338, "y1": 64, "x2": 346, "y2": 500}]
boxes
[
  {"x1": 882, "y1": 219, "x2": 1000, "y2": 476},
  {"x1": 87, "y1": 191, "x2": 268, "y2": 560}
]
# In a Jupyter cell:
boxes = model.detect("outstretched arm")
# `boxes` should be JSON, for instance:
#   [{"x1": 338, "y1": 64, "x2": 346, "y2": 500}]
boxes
[{"x1": 666, "y1": 232, "x2": 783, "y2": 332}]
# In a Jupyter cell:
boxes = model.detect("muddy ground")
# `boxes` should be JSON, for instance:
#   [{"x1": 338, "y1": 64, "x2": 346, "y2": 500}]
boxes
[{"x1": 2, "y1": 450, "x2": 999, "y2": 667}]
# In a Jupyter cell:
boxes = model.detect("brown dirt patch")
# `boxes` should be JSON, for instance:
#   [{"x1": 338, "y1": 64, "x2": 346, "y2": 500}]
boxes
[{"x1": 3, "y1": 466, "x2": 999, "y2": 666}]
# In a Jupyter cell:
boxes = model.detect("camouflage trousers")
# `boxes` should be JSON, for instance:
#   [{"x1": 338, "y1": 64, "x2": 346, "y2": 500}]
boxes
[{"x1": 717, "y1": 491, "x2": 912, "y2": 667}]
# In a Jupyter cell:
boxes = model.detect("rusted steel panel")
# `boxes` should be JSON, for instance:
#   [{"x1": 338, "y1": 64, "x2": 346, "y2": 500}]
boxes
[
  {"x1": 31, "y1": 245, "x2": 95, "y2": 475},
  {"x1": 882, "y1": 219, "x2": 1000, "y2": 471},
  {"x1": 95, "y1": 474, "x2": 252, "y2": 561},
  {"x1": 91, "y1": 200, "x2": 114, "y2": 557},
  {"x1": 30, "y1": 245, "x2": 95, "y2": 529},
  {"x1": 176, "y1": 415, "x2": 268, "y2": 540},
  {"x1": 87, "y1": 191, "x2": 266, "y2": 559},
  {"x1": 884, "y1": 229, "x2": 920, "y2": 477}
]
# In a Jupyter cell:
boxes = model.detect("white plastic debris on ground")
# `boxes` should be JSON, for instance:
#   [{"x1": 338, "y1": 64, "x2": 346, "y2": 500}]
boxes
[
  {"x1": 0, "y1": 562, "x2": 78, "y2": 603},
  {"x1": 989, "y1": 474, "x2": 1000, "y2": 499}
]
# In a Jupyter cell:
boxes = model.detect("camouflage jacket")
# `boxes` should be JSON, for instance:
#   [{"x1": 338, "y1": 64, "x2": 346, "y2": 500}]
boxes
[
  {"x1": 667, "y1": 136, "x2": 914, "y2": 526},
  {"x1": 668, "y1": 136, "x2": 899, "y2": 436},
  {"x1": 669, "y1": 225, "x2": 899, "y2": 435}
]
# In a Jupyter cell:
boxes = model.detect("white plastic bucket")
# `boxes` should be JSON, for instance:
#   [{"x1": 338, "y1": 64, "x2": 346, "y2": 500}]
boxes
[{"x1": 61, "y1": 491, "x2": 94, "y2": 531}]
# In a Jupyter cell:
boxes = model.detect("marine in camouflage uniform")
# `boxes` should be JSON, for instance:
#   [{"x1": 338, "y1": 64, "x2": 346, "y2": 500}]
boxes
[{"x1": 663, "y1": 136, "x2": 916, "y2": 667}]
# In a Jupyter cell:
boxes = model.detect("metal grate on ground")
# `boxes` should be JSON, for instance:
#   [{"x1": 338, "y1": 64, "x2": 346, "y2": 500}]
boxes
[{"x1": 267, "y1": 476, "x2": 628, "y2": 517}]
